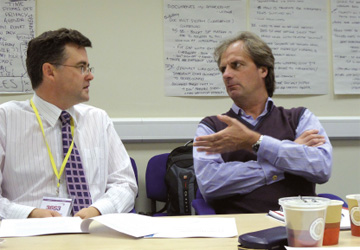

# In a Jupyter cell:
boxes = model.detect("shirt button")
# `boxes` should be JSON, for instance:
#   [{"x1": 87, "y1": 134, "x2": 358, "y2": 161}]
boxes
[{"x1": 272, "y1": 175, "x2": 278, "y2": 181}]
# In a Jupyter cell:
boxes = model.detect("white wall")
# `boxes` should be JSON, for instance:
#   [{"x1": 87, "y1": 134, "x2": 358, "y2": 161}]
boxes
[
  {"x1": 316, "y1": 140, "x2": 360, "y2": 201},
  {"x1": 0, "y1": 0, "x2": 359, "y2": 213}
]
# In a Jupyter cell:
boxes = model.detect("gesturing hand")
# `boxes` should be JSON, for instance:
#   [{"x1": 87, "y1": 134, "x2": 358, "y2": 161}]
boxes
[{"x1": 194, "y1": 115, "x2": 260, "y2": 154}]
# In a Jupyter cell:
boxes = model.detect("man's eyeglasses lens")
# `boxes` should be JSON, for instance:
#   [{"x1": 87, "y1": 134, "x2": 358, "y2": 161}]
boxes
[{"x1": 53, "y1": 64, "x2": 94, "y2": 75}]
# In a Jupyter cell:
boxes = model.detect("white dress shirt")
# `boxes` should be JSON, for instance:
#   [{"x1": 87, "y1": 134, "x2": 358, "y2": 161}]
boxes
[{"x1": 0, "y1": 94, "x2": 138, "y2": 219}]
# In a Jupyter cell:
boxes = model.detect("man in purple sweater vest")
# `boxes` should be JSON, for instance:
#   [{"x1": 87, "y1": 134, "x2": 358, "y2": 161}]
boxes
[{"x1": 193, "y1": 31, "x2": 332, "y2": 213}]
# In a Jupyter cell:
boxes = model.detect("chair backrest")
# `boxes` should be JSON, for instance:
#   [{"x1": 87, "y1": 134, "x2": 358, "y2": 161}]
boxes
[
  {"x1": 129, "y1": 157, "x2": 138, "y2": 213},
  {"x1": 130, "y1": 157, "x2": 138, "y2": 186},
  {"x1": 318, "y1": 193, "x2": 348, "y2": 208},
  {"x1": 145, "y1": 153, "x2": 169, "y2": 203}
]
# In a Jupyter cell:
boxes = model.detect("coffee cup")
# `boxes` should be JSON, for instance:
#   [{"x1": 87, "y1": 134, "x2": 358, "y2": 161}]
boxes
[
  {"x1": 279, "y1": 196, "x2": 330, "y2": 247},
  {"x1": 323, "y1": 200, "x2": 343, "y2": 245},
  {"x1": 346, "y1": 194, "x2": 360, "y2": 237}
]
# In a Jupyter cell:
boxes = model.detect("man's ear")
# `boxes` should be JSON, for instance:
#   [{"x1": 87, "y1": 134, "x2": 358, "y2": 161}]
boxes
[
  {"x1": 259, "y1": 66, "x2": 268, "y2": 78},
  {"x1": 42, "y1": 63, "x2": 55, "y2": 81}
]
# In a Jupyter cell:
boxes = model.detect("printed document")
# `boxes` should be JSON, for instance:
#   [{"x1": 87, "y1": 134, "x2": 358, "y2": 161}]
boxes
[{"x1": 0, "y1": 213, "x2": 237, "y2": 238}]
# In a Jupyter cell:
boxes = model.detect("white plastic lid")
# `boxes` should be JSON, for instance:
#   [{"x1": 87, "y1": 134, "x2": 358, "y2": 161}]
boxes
[{"x1": 279, "y1": 196, "x2": 330, "y2": 210}]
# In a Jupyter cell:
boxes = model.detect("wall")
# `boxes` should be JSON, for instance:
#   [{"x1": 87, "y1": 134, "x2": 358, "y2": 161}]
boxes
[{"x1": 0, "y1": 0, "x2": 359, "y2": 213}]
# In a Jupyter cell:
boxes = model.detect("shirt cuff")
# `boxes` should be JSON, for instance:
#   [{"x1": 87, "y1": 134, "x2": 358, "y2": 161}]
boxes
[
  {"x1": 257, "y1": 135, "x2": 281, "y2": 165},
  {"x1": 91, "y1": 199, "x2": 116, "y2": 215},
  {"x1": 6, "y1": 203, "x2": 36, "y2": 219},
  {"x1": 257, "y1": 136, "x2": 285, "y2": 185}
]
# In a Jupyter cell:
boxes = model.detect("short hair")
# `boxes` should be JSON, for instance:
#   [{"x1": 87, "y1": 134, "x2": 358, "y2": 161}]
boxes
[
  {"x1": 214, "y1": 31, "x2": 275, "y2": 97},
  {"x1": 26, "y1": 28, "x2": 92, "y2": 90}
]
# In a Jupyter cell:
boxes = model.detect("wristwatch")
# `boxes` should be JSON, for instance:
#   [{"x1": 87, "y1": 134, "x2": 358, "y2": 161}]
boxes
[{"x1": 252, "y1": 135, "x2": 263, "y2": 153}]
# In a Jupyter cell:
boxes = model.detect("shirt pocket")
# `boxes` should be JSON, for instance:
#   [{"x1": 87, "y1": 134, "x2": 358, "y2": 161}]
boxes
[{"x1": 81, "y1": 147, "x2": 105, "y2": 185}]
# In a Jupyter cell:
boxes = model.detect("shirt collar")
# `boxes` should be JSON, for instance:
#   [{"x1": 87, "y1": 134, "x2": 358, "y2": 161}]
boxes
[
  {"x1": 32, "y1": 93, "x2": 77, "y2": 127},
  {"x1": 232, "y1": 97, "x2": 274, "y2": 118}
]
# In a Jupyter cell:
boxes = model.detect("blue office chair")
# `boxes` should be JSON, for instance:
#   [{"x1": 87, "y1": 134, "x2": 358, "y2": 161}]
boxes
[
  {"x1": 192, "y1": 189, "x2": 215, "y2": 215},
  {"x1": 130, "y1": 157, "x2": 138, "y2": 187},
  {"x1": 318, "y1": 193, "x2": 348, "y2": 208},
  {"x1": 145, "y1": 153, "x2": 170, "y2": 216},
  {"x1": 130, "y1": 157, "x2": 139, "y2": 213}
]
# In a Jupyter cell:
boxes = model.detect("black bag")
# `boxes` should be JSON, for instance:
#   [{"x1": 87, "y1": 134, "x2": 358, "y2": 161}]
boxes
[{"x1": 163, "y1": 140, "x2": 197, "y2": 215}]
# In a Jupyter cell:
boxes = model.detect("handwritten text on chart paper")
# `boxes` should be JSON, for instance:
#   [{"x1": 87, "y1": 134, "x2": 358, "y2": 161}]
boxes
[{"x1": 0, "y1": 0, "x2": 35, "y2": 94}]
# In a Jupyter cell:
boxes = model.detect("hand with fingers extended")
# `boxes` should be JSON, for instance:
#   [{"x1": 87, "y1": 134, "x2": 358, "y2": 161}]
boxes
[{"x1": 194, "y1": 115, "x2": 260, "y2": 154}]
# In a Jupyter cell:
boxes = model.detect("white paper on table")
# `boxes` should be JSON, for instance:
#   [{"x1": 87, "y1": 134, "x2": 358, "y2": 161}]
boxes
[
  {"x1": 0, "y1": 213, "x2": 237, "y2": 239},
  {"x1": 0, "y1": 216, "x2": 86, "y2": 237},
  {"x1": 268, "y1": 208, "x2": 351, "y2": 230},
  {"x1": 341, "y1": 208, "x2": 351, "y2": 230},
  {"x1": 83, "y1": 214, "x2": 238, "y2": 238},
  {"x1": 81, "y1": 213, "x2": 160, "y2": 238},
  {"x1": 145, "y1": 217, "x2": 238, "y2": 238},
  {"x1": 0, "y1": 214, "x2": 156, "y2": 238}
]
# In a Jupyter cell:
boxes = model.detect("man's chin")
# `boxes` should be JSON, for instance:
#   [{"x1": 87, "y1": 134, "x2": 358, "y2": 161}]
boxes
[
  {"x1": 227, "y1": 89, "x2": 243, "y2": 99},
  {"x1": 81, "y1": 94, "x2": 90, "y2": 103}
]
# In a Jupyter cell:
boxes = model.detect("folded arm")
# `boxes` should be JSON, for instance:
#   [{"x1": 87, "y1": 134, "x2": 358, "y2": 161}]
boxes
[
  {"x1": 194, "y1": 114, "x2": 326, "y2": 153},
  {"x1": 259, "y1": 110, "x2": 332, "y2": 183},
  {"x1": 193, "y1": 109, "x2": 332, "y2": 201},
  {"x1": 193, "y1": 124, "x2": 282, "y2": 201}
]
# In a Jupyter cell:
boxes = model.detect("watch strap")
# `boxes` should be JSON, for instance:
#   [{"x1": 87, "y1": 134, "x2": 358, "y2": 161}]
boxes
[{"x1": 252, "y1": 135, "x2": 263, "y2": 153}]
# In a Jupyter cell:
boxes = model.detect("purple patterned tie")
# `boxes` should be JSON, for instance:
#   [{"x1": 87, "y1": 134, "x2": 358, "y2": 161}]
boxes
[{"x1": 60, "y1": 111, "x2": 92, "y2": 214}]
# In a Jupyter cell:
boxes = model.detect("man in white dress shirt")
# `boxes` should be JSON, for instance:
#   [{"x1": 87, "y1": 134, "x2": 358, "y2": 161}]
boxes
[{"x1": 0, "y1": 28, "x2": 138, "y2": 219}]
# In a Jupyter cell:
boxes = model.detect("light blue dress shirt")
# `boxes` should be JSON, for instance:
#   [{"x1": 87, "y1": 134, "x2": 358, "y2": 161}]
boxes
[{"x1": 193, "y1": 98, "x2": 332, "y2": 201}]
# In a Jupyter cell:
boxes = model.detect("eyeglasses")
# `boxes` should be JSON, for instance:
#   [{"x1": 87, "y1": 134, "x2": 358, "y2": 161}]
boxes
[{"x1": 53, "y1": 64, "x2": 94, "y2": 75}]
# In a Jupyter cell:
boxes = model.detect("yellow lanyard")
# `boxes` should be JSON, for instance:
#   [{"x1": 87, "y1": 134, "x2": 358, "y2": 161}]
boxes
[{"x1": 30, "y1": 99, "x2": 75, "y2": 191}]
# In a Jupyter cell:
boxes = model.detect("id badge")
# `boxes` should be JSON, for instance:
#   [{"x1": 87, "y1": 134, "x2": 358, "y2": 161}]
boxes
[{"x1": 40, "y1": 196, "x2": 74, "y2": 216}]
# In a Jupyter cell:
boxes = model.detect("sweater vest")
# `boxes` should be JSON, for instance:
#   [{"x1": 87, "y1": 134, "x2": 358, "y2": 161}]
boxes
[{"x1": 200, "y1": 105, "x2": 316, "y2": 213}]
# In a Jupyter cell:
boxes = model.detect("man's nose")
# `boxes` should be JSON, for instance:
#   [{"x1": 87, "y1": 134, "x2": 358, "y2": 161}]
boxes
[
  {"x1": 85, "y1": 72, "x2": 94, "y2": 81},
  {"x1": 222, "y1": 66, "x2": 232, "y2": 79}
]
